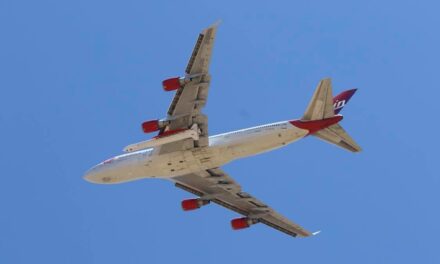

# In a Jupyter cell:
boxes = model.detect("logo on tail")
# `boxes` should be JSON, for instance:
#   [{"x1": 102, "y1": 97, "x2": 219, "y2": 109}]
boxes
[
  {"x1": 299, "y1": 79, "x2": 361, "y2": 152},
  {"x1": 333, "y1": 89, "x2": 357, "y2": 114}
]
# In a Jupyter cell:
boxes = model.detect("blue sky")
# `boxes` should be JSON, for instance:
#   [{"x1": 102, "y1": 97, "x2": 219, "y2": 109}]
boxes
[{"x1": 1, "y1": 0, "x2": 439, "y2": 263}]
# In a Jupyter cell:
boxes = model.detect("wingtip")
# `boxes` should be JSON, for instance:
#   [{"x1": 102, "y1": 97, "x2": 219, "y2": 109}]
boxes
[
  {"x1": 312, "y1": 230, "x2": 321, "y2": 236},
  {"x1": 206, "y1": 20, "x2": 222, "y2": 30},
  {"x1": 212, "y1": 19, "x2": 222, "y2": 27},
  {"x1": 202, "y1": 20, "x2": 221, "y2": 34}
]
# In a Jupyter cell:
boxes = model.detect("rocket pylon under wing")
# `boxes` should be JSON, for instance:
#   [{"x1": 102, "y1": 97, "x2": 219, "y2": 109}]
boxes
[{"x1": 124, "y1": 126, "x2": 199, "y2": 152}]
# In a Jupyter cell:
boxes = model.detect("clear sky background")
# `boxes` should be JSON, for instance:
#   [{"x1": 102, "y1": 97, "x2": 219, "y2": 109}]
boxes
[{"x1": 1, "y1": 0, "x2": 439, "y2": 263}]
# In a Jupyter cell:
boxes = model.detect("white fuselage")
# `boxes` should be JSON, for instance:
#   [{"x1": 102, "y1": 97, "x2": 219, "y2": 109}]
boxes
[{"x1": 84, "y1": 121, "x2": 308, "y2": 184}]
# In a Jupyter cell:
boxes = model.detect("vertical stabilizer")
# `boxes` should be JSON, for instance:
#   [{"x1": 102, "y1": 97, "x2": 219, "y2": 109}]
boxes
[
  {"x1": 333, "y1": 89, "x2": 357, "y2": 114},
  {"x1": 302, "y1": 78, "x2": 334, "y2": 121},
  {"x1": 300, "y1": 78, "x2": 362, "y2": 152}
]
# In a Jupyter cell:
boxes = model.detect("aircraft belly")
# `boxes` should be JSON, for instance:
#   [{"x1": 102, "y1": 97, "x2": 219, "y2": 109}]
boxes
[
  {"x1": 142, "y1": 148, "x2": 226, "y2": 178},
  {"x1": 89, "y1": 125, "x2": 308, "y2": 184},
  {"x1": 225, "y1": 127, "x2": 307, "y2": 160}
]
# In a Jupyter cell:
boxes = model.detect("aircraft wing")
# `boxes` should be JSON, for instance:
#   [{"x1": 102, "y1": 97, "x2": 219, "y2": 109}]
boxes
[
  {"x1": 157, "y1": 23, "x2": 218, "y2": 154},
  {"x1": 171, "y1": 168, "x2": 312, "y2": 238}
]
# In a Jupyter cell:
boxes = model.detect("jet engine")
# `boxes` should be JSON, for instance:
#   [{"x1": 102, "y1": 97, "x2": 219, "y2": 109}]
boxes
[
  {"x1": 162, "y1": 77, "x2": 186, "y2": 91},
  {"x1": 141, "y1": 119, "x2": 169, "y2": 133},
  {"x1": 162, "y1": 75, "x2": 197, "y2": 91},
  {"x1": 231, "y1": 217, "x2": 255, "y2": 230},
  {"x1": 181, "y1": 198, "x2": 210, "y2": 211}
]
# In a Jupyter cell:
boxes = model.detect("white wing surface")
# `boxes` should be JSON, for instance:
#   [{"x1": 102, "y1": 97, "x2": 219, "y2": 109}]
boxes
[
  {"x1": 172, "y1": 168, "x2": 312, "y2": 238},
  {"x1": 158, "y1": 24, "x2": 218, "y2": 154}
]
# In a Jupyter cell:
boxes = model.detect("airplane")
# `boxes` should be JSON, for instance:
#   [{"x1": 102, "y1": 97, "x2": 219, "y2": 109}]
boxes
[{"x1": 84, "y1": 23, "x2": 361, "y2": 238}]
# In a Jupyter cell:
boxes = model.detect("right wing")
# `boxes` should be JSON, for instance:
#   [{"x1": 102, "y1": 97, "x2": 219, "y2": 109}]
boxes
[
  {"x1": 184, "y1": 21, "x2": 219, "y2": 75},
  {"x1": 172, "y1": 168, "x2": 312, "y2": 238},
  {"x1": 157, "y1": 23, "x2": 219, "y2": 154}
]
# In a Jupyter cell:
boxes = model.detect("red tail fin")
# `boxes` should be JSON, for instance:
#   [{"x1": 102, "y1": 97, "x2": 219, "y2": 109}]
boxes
[{"x1": 333, "y1": 89, "x2": 357, "y2": 114}]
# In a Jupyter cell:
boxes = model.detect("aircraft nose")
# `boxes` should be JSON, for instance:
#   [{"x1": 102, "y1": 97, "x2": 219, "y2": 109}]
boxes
[
  {"x1": 83, "y1": 165, "x2": 113, "y2": 184},
  {"x1": 83, "y1": 167, "x2": 100, "y2": 183}
]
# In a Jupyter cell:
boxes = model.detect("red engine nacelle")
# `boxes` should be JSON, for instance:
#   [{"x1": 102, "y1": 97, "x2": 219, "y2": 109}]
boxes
[
  {"x1": 141, "y1": 119, "x2": 170, "y2": 134},
  {"x1": 231, "y1": 217, "x2": 253, "y2": 230},
  {"x1": 162, "y1": 76, "x2": 194, "y2": 91},
  {"x1": 162, "y1": 77, "x2": 182, "y2": 91},
  {"x1": 181, "y1": 198, "x2": 209, "y2": 211},
  {"x1": 141, "y1": 120, "x2": 160, "y2": 133}
]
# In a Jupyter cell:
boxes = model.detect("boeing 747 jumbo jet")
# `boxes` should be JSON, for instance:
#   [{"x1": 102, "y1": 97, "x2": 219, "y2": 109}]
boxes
[{"x1": 84, "y1": 24, "x2": 361, "y2": 238}]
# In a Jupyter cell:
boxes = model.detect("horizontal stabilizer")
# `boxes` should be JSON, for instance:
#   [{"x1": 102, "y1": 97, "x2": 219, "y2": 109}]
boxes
[{"x1": 313, "y1": 124, "x2": 362, "y2": 152}]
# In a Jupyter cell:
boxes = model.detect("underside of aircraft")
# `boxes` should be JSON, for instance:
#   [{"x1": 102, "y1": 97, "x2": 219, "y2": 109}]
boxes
[{"x1": 84, "y1": 23, "x2": 361, "y2": 238}]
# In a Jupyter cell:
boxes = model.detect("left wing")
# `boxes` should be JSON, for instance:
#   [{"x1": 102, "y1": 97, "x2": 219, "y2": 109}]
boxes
[
  {"x1": 171, "y1": 168, "x2": 312, "y2": 238},
  {"x1": 314, "y1": 124, "x2": 362, "y2": 152},
  {"x1": 158, "y1": 23, "x2": 218, "y2": 154}
]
